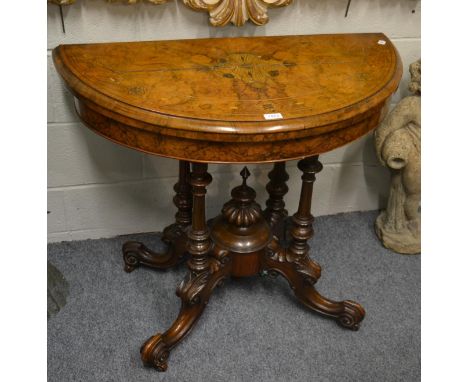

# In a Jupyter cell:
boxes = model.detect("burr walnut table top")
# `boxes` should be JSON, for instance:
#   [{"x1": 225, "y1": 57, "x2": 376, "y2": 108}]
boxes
[{"x1": 53, "y1": 33, "x2": 402, "y2": 163}]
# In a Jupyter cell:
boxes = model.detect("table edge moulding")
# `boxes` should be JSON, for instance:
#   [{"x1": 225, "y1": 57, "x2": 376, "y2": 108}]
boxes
[
  {"x1": 53, "y1": 33, "x2": 402, "y2": 163},
  {"x1": 53, "y1": 33, "x2": 402, "y2": 372}
]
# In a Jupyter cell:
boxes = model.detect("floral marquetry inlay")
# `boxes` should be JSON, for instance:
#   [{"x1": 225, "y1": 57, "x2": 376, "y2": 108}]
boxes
[
  {"x1": 215, "y1": 53, "x2": 290, "y2": 89},
  {"x1": 48, "y1": 0, "x2": 294, "y2": 27}
]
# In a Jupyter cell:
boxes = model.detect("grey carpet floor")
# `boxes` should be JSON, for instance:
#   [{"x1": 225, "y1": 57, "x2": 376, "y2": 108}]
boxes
[{"x1": 47, "y1": 211, "x2": 420, "y2": 382}]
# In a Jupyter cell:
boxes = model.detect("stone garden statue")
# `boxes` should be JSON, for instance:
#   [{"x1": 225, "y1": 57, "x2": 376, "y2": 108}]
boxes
[{"x1": 374, "y1": 59, "x2": 421, "y2": 254}]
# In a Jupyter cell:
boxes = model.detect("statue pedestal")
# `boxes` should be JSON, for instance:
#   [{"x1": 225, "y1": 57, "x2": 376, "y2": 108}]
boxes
[{"x1": 375, "y1": 212, "x2": 420, "y2": 255}]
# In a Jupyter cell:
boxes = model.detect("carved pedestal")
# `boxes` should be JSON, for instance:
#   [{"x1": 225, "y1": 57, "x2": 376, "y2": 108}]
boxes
[
  {"x1": 53, "y1": 32, "x2": 401, "y2": 374},
  {"x1": 124, "y1": 158, "x2": 365, "y2": 371}
]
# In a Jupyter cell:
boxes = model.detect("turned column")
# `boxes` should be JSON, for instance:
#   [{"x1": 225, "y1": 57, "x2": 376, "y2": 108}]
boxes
[
  {"x1": 186, "y1": 163, "x2": 213, "y2": 278},
  {"x1": 160, "y1": 159, "x2": 193, "y2": 242},
  {"x1": 289, "y1": 156, "x2": 323, "y2": 257},
  {"x1": 270, "y1": 155, "x2": 365, "y2": 330},
  {"x1": 140, "y1": 163, "x2": 233, "y2": 371},
  {"x1": 264, "y1": 162, "x2": 289, "y2": 239},
  {"x1": 172, "y1": 160, "x2": 192, "y2": 231}
]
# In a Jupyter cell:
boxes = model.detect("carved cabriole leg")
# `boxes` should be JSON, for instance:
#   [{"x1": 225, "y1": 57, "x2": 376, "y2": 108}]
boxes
[
  {"x1": 140, "y1": 163, "x2": 232, "y2": 372},
  {"x1": 262, "y1": 156, "x2": 366, "y2": 330},
  {"x1": 123, "y1": 161, "x2": 192, "y2": 272},
  {"x1": 264, "y1": 162, "x2": 289, "y2": 240}
]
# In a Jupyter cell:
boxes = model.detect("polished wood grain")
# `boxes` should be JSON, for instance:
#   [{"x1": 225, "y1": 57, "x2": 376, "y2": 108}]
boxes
[
  {"x1": 53, "y1": 33, "x2": 401, "y2": 163},
  {"x1": 53, "y1": 34, "x2": 402, "y2": 372}
]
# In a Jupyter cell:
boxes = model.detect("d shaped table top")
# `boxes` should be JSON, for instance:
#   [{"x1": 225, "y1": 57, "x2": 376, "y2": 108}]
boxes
[{"x1": 53, "y1": 33, "x2": 402, "y2": 163}]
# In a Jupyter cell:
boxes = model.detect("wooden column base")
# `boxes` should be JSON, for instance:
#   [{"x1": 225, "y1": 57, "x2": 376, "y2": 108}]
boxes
[{"x1": 122, "y1": 165, "x2": 365, "y2": 372}]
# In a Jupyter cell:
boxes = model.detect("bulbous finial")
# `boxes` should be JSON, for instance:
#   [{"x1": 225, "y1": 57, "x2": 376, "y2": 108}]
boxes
[
  {"x1": 232, "y1": 166, "x2": 254, "y2": 201},
  {"x1": 222, "y1": 166, "x2": 261, "y2": 227},
  {"x1": 240, "y1": 166, "x2": 250, "y2": 186}
]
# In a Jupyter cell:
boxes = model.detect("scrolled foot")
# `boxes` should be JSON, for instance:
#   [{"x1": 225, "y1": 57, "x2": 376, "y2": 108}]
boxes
[
  {"x1": 123, "y1": 241, "x2": 143, "y2": 273},
  {"x1": 337, "y1": 300, "x2": 366, "y2": 331},
  {"x1": 140, "y1": 333, "x2": 170, "y2": 372},
  {"x1": 122, "y1": 229, "x2": 187, "y2": 273},
  {"x1": 138, "y1": 251, "x2": 231, "y2": 371},
  {"x1": 262, "y1": 238, "x2": 366, "y2": 331}
]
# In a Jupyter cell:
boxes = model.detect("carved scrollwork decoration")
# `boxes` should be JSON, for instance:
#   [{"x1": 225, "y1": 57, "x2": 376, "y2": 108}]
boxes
[
  {"x1": 184, "y1": 0, "x2": 294, "y2": 26},
  {"x1": 265, "y1": 237, "x2": 321, "y2": 286},
  {"x1": 176, "y1": 248, "x2": 230, "y2": 305},
  {"x1": 337, "y1": 301, "x2": 366, "y2": 331},
  {"x1": 177, "y1": 269, "x2": 212, "y2": 305},
  {"x1": 140, "y1": 334, "x2": 170, "y2": 372},
  {"x1": 48, "y1": 0, "x2": 75, "y2": 4}
]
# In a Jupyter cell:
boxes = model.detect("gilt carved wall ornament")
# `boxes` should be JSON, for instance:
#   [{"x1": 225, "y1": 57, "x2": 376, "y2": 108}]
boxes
[
  {"x1": 48, "y1": 0, "x2": 294, "y2": 26},
  {"x1": 48, "y1": 0, "x2": 75, "y2": 4},
  {"x1": 183, "y1": 0, "x2": 294, "y2": 26}
]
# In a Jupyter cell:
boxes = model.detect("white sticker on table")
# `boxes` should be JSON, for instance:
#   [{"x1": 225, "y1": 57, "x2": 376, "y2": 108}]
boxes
[{"x1": 264, "y1": 113, "x2": 284, "y2": 120}]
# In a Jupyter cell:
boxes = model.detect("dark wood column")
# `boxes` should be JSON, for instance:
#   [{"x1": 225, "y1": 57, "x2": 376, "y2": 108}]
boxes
[
  {"x1": 288, "y1": 156, "x2": 322, "y2": 257},
  {"x1": 264, "y1": 162, "x2": 289, "y2": 239},
  {"x1": 186, "y1": 163, "x2": 213, "y2": 275},
  {"x1": 122, "y1": 160, "x2": 192, "y2": 272},
  {"x1": 172, "y1": 160, "x2": 192, "y2": 230},
  {"x1": 262, "y1": 156, "x2": 365, "y2": 331},
  {"x1": 140, "y1": 163, "x2": 232, "y2": 371}
]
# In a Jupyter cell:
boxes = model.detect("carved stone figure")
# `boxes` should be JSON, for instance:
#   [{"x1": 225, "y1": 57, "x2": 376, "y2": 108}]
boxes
[{"x1": 374, "y1": 59, "x2": 421, "y2": 254}]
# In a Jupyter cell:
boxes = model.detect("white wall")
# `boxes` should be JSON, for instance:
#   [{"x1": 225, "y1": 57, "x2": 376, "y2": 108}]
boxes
[{"x1": 47, "y1": 0, "x2": 421, "y2": 242}]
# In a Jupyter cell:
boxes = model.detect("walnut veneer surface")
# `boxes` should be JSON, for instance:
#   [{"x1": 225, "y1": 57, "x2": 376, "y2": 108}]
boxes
[{"x1": 53, "y1": 33, "x2": 402, "y2": 163}]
